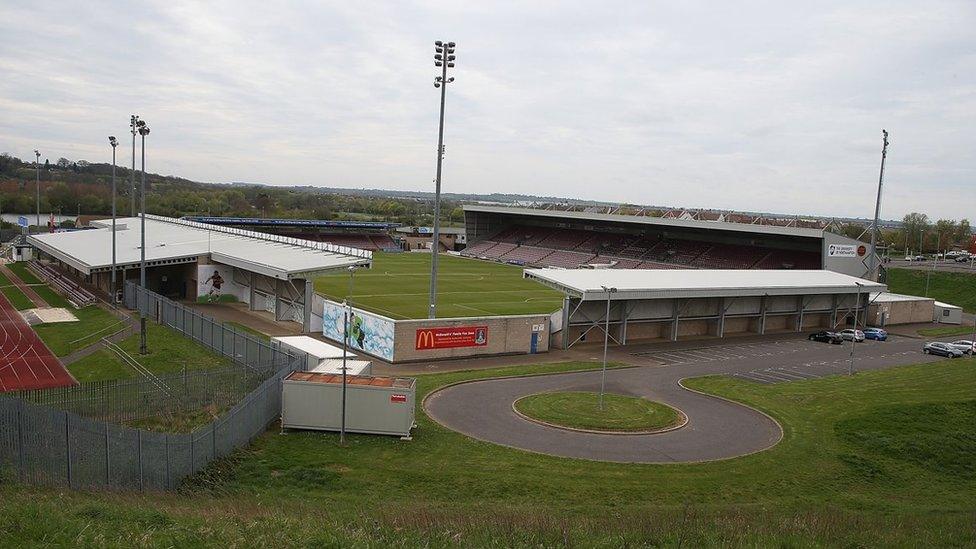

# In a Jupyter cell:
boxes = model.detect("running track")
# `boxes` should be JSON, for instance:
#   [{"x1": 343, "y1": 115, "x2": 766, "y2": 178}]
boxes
[{"x1": 0, "y1": 291, "x2": 75, "y2": 392}]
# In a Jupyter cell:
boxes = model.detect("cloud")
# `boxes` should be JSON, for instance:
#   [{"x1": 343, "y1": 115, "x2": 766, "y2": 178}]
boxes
[{"x1": 0, "y1": 0, "x2": 973, "y2": 220}]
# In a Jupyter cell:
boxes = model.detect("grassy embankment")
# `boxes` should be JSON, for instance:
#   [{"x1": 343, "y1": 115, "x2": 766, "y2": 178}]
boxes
[
  {"x1": 886, "y1": 267, "x2": 976, "y2": 312},
  {"x1": 1, "y1": 358, "x2": 974, "y2": 545},
  {"x1": 67, "y1": 322, "x2": 235, "y2": 383}
]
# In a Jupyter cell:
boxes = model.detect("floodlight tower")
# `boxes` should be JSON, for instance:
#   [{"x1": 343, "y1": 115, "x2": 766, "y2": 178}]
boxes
[
  {"x1": 109, "y1": 136, "x2": 119, "y2": 302},
  {"x1": 34, "y1": 149, "x2": 40, "y2": 228},
  {"x1": 137, "y1": 120, "x2": 150, "y2": 354},
  {"x1": 869, "y1": 130, "x2": 889, "y2": 281},
  {"x1": 427, "y1": 40, "x2": 456, "y2": 319},
  {"x1": 130, "y1": 115, "x2": 140, "y2": 216}
]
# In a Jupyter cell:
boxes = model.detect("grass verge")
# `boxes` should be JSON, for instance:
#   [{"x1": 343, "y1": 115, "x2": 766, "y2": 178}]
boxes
[
  {"x1": 514, "y1": 391, "x2": 682, "y2": 432},
  {"x1": 33, "y1": 305, "x2": 122, "y2": 356},
  {"x1": 918, "y1": 325, "x2": 975, "y2": 337},
  {"x1": 0, "y1": 271, "x2": 34, "y2": 310},
  {"x1": 67, "y1": 322, "x2": 234, "y2": 381}
]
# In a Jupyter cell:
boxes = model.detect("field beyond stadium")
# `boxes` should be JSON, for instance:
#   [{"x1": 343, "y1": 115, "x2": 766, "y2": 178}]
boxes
[{"x1": 314, "y1": 253, "x2": 564, "y2": 319}]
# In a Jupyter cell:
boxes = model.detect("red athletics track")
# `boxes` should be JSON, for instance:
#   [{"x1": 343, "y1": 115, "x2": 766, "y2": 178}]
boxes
[{"x1": 0, "y1": 291, "x2": 76, "y2": 392}]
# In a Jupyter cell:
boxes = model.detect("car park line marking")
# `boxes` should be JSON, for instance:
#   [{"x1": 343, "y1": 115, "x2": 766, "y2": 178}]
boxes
[{"x1": 767, "y1": 369, "x2": 809, "y2": 380}]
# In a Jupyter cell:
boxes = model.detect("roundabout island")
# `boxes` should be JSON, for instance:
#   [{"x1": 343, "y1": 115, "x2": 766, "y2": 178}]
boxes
[{"x1": 513, "y1": 391, "x2": 685, "y2": 434}]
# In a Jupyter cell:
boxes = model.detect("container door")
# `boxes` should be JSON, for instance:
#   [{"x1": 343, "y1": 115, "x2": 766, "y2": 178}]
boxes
[{"x1": 530, "y1": 332, "x2": 538, "y2": 354}]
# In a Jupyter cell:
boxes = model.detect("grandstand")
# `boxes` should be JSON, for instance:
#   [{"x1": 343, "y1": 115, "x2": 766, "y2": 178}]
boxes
[
  {"x1": 183, "y1": 216, "x2": 401, "y2": 252},
  {"x1": 462, "y1": 205, "x2": 869, "y2": 277}
]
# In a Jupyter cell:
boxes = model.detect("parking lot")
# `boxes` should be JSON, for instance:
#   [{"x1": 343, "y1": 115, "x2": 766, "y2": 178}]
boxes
[{"x1": 631, "y1": 334, "x2": 949, "y2": 384}]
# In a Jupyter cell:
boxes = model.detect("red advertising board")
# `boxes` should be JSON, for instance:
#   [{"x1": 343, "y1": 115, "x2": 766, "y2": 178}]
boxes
[{"x1": 415, "y1": 326, "x2": 489, "y2": 350}]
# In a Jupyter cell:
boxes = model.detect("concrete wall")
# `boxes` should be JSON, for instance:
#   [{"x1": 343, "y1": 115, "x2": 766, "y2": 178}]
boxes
[
  {"x1": 867, "y1": 298, "x2": 934, "y2": 326},
  {"x1": 394, "y1": 314, "x2": 549, "y2": 362}
]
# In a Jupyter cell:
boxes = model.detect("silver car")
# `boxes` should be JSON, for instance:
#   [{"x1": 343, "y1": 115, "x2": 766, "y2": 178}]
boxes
[
  {"x1": 840, "y1": 329, "x2": 865, "y2": 342},
  {"x1": 923, "y1": 342, "x2": 964, "y2": 358},
  {"x1": 949, "y1": 340, "x2": 975, "y2": 355}
]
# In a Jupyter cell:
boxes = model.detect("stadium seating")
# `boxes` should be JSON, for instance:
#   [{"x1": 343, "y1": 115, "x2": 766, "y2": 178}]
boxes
[
  {"x1": 542, "y1": 250, "x2": 597, "y2": 268},
  {"x1": 462, "y1": 224, "x2": 822, "y2": 272},
  {"x1": 755, "y1": 249, "x2": 821, "y2": 269},
  {"x1": 499, "y1": 245, "x2": 555, "y2": 264},
  {"x1": 691, "y1": 243, "x2": 769, "y2": 269}
]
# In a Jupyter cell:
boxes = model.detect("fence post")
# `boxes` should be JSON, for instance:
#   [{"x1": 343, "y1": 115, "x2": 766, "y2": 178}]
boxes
[
  {"x1": 64, "y1": 411, "x2": 71, "y2": 489},
  {"x1": 104, "y1": 421, "x2": 110, "y2": 487},
  {"x1": 165, "y1": 434, "x2": 170, "y2": 490},
  {"x1": 17, "y1": 399, "x2": 25, "y2": 482},
  {"x1": 212, "y1": 421, "x2": 217, "y2": 458},
  {"x1": 138, "y1": 429, "x2": 143, "y2": 491}
]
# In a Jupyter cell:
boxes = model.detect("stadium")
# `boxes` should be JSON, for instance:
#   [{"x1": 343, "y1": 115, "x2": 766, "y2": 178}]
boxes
[{"x1": 2, "y1": 7, "x2": 976, "y2": 545}]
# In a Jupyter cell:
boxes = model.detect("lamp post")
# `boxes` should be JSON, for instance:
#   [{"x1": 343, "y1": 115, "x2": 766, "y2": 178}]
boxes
[
  {"x1": 848, "y1": 282, "x2": 863, "y2": 376},
  {"x1": 427, "y1": 40, "x2": 457, "y2": 320},
  {"x1": 600, "y1": 285, "x2": 617, "y2": 409},
  {"x1": 869, "y1": 130, "x2": 888, "y2": 281},
  {"x1": 130, "y1": 115, "x2": 139, "y2": 216},
  {"x1": 33, "y1": 149, "x2": 40, "y2": 229},
  {"x1": 109, "y1": 136, "x2": 118, "y2": 303},
  {"x1": 137, "y1": 120, "x2": 150, "y2": 355},
  {"x1": 340, "y1": 265, "x2": 356, "y2": 445}
]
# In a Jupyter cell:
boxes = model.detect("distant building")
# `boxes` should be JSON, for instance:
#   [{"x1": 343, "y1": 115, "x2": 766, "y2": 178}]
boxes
[{"x1": 395, "y1": 226, "x2": 466, "y2": 252}]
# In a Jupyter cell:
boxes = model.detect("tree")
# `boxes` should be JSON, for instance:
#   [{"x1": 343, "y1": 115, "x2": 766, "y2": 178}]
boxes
[
  {"x1": 901, "y1": 212, "x2": 929, "y2": 253},
  {"x1": 934, "y1": 219, "x2": 956, "y2": 252},
  {"x1": 956, "y1": 219, "x2": 971, "y2": 245},
  {"x1": 56, "y1": 158, "x2": 71, "y2": 169}
]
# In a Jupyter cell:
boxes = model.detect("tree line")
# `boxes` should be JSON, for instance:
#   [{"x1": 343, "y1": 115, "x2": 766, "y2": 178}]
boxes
[{"x1": 0, "y1": 153, "x2": 463, "y2": 227}]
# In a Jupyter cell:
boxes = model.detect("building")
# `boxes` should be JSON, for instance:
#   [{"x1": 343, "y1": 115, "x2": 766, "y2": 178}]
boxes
[
  {"x1": 463, "y1": 205, "x2": 872, "y2": 277},
  {"x1": 395, "y1": 226, "x2": 466, "y2": 252},
  {"x1": 28, "y1": 214, "x2": 371, "y2": 332},
  {"x1": 524, "y1": 268, "x2": 884, "y2": 348}
]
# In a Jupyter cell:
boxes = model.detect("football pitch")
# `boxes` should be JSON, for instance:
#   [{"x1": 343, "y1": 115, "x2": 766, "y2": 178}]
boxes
[{"x1": 314, "y1": 253, "x2": 564, "y2": 319}]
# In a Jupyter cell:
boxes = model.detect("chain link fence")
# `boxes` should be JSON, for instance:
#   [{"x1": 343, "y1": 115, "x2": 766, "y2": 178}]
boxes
[{"x1": 0, "y1": 282, "x2": 307, "y2": 490}]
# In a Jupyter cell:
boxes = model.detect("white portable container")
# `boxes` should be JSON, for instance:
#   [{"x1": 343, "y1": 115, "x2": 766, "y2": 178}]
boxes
[
  {"x1": 271, "y1": 335, "x2": 356, "y2": 371},
  {"x1": 281, "y1": 372, "x2": 416, "y2": 438}
]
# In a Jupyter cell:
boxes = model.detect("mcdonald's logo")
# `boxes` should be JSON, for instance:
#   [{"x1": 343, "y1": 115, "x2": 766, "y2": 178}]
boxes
[{"x1": 416, "y1": 329, "x2": 436, "y2": 350}]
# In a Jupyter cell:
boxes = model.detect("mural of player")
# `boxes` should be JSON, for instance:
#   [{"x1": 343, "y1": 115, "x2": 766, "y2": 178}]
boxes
[
  {"x1": 349, "y1": 311, "x2": 367, "y2": 349},
  {"x1": 203, "y1": 269, "x2": 224, "y2": 302}
]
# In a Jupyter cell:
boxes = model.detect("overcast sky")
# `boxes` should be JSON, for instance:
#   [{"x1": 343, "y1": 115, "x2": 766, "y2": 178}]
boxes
[{"x1": 1, "y1": 1, "x2": 973, "y2": 220}]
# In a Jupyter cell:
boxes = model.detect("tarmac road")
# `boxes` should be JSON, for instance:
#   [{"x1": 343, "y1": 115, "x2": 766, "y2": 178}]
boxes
[{"x1": 424, "y1": 334, "x2": 949, "y2": 463}]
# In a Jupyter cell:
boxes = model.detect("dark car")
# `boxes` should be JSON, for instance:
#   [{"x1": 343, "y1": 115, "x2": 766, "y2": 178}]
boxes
[
  {"x1": 809, "y1": 330, "x2": 843, "y2": 344},
  {"x1": 922, "y1": 342, "x2": 964, "y2": 358}
]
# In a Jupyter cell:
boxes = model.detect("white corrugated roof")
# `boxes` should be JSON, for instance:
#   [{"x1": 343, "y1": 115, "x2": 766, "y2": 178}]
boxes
[
  {"x1": 28, "y1": 214, "x2": 371, "y2": 279},
  {"x1": 868, "y1": 292, "x2": 933, "y2": 303},
  {"x1": 272, "y1": 336, "x2": 353, "y2": 359},
  {"x1": 524, "y1": 268, "x2": 886, "y2": 301}
]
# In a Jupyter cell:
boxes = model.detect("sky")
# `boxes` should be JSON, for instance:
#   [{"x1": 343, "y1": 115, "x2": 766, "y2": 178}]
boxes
[{"x1": 0, "y1": 1, "x2": 973, "y2": 221}]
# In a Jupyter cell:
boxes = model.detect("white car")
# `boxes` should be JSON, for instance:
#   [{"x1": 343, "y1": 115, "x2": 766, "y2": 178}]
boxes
[
  {"x1": 840, "y1": 329, "x2": 865, "y2": 342},
  {"x1": 949, "y1": 340, "x2": 975, "y2": 354}
]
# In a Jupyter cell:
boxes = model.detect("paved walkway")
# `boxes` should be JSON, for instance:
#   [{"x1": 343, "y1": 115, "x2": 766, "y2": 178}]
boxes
[
  {"x1": 424, "y1": 334, "x2": 947, "y2": 463},
  {"x1": 185, "y1": 302, "x2": 303, "y2": 337}
]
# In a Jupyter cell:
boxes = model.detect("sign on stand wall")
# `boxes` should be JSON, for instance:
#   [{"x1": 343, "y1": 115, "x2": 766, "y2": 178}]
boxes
[{"x1": 322, "y1": 300, "x2": 395, "y2": 362}]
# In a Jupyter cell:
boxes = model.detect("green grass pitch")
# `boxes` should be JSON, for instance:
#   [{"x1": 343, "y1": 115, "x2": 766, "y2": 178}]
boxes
[{"x1": 314, "y1": 253, "x2": 564, "y2": 319}]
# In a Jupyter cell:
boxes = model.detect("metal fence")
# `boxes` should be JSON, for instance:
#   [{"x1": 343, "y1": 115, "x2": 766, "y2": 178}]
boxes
[{"x1": 0, "y1": 283, "x2": 307, "y2": 491}]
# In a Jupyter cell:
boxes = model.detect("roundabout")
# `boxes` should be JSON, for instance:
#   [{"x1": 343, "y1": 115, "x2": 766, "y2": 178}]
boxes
[{"x1": 512, "y1": 391, "x2": 685, "y2": 434}]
